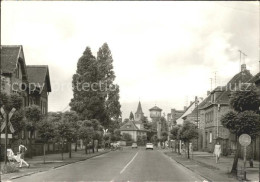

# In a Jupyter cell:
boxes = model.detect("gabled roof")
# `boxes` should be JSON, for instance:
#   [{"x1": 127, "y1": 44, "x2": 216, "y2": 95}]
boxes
[
  {"x1": 120, "y1": 119, "x2": 139, "y2": 131},
  {"x1": 149, "y1": 106, "x2": 162, "y2": 111},
  {"x1": 27, "y1": 65, "x2": 51, "y2": 92},
  {"x1": 248, "y1": 72, "x2": 260, "y2": 84},
  {"x1": 227, "y1": 69, "x2": 253, "y2": 86},
  {"x1": 1, "y1": 45, "x2": 28, "y2": 79},
  {"x1": 135, "y1": 101, "x2": 144, "y2": 114}
]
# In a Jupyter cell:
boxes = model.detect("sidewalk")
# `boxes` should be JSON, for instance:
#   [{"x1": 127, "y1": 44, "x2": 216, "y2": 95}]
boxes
[
  {"x1": 0, "y1": 148, "x2": 110, "y2": 182},
  {"x1": 164, "y1": 149, "x2": 259, "y2": 182}
]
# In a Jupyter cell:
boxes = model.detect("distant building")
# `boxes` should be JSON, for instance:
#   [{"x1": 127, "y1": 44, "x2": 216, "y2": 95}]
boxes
[
  {"x1": 149, "y1": 106, "x2": 162, "y2": 139},
  {"x1": 176, "y1": 98, "x2": 203, "y2": 125},
  {"x1": 167, "y1": 108, "x2": 185, "y2": 128},
  {"x1": 120, "y1": 102, "x2": 147, "y2": 142},
  {"x1": 135, "y1": 101, "x2": 144, "y2": 121}
]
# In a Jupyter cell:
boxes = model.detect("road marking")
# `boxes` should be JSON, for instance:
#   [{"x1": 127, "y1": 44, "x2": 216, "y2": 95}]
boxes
[{"x1": 120, "y1": 152, "x2": 138, "y2": 174}]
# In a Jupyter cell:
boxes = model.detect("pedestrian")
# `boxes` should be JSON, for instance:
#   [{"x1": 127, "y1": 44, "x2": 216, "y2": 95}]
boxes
[
  {"x1": 214, "y1": 142, "x2": 221, "y2": 163},
  {"x1": 18, "y1": 141, "x2": 30, "y2": 168}
]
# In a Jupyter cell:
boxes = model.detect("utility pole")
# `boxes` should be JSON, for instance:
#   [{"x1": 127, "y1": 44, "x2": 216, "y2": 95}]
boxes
[{"x1": 195, "y1": 96, "x2": 199, "y2": 151}]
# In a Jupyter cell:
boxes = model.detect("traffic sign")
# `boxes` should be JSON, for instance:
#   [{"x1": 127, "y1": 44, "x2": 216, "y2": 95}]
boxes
[
  {"x1": 239, "y1": 134, "x2": 251, "y2": 146},
  {"x1": 0, "y1": 107, "x2": 15, "y2": 133},
  {"x1": 1, "y1": 134, "x2": 12, "y2": 139}
]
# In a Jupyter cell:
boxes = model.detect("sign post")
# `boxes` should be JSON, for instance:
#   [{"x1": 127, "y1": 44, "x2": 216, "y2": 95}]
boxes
[
  {"x1": 239, "y1": 134, "x2": 251, "y2": 180},
  {"x1": 1, "y1": 107, "x2": 16, "y2": 164}
]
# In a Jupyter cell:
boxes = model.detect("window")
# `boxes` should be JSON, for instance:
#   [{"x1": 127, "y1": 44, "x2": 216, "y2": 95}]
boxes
[{"x1": 209, "y1": 132, "x2": 212, "y2": 143}]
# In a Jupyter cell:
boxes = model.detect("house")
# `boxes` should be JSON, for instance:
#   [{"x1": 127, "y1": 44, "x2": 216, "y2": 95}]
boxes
[
  {"x1": 27, "y1": 65, "x2": 51, "y2": 115},
  {"x1": 167, "y1": 108, "x2": 185, "y2": 128},
  {"x1": 120, "y1": 102, "x2": 147, "y2": 142},
  {"x1": 176, "y1": 98, "x2": 203, "y2": 125},
  {"x1": 199, "y1": 64, "x2": 253, "y2": 155},
  {"x1": 1, "y1": 45, "x2": 29, "y2": 106},
  {"x1": 0, "y1": 45, "x2": 52, "y2": 157}
]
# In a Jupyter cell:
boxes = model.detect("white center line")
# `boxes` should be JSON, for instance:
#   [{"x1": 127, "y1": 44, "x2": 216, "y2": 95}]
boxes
[{"x1": 120, "y1": 152, "x2": 139, "y2": 174}]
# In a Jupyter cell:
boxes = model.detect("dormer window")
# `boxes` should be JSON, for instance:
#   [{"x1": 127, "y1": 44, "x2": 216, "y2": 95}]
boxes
[{"x1": 126, "y1": 125, "x2": 131, "y2": 129}]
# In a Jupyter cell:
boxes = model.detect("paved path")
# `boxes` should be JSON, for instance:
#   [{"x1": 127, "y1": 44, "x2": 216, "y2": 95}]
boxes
[{"x1": 10, "y1": 148, "x2": 205, "y2": 182}]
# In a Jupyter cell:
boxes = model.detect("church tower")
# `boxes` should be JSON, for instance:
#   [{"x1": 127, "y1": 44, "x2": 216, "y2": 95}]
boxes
[{"x1": 135, "y1": 101, "x2": 144, "y2": 121}]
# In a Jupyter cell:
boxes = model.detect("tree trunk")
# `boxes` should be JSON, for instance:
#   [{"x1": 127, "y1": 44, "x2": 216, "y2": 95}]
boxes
[
  {"x1": 231, "y1": 136, "x2": 240, "y2": 175},
  {"x1": 43, "y1": 143, "x2": 46, "y2": 164},
  {"x1": 75, "y1": 141, "x2": 78, "y2": 152},
  {"x1": 96, "y1": 140, "x2": 98, "y2": 152},
  {"x1": 92, "y1": 139, "x2": 95, "y2": 153},
  {"x1": 61, "y1": 139, "x2": 64, "y2": 160},
  {"x1": 29, "y1": 131, "x2": 32, "y2": 158},
  {"x1": 85, "y1": 141, "x2": 87, "y2": 154},
  {"x1": 187, "y1": 142, "x2": 190, "y2": 159},
  {"x1": 69, "y1": 142, "x2": 72, "y2": 158}
]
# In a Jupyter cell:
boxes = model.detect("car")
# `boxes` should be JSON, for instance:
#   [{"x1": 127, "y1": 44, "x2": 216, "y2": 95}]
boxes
[
  {"x1": 146, "y1": 143, "x2": 154, "y2": 150},
  {"x1": 132, "y1": 143, "x2": 138, "y2": 149}
]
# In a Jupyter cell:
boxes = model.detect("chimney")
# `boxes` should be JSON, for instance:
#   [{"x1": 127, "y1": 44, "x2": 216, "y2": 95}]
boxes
[
  {"x1": 241, "y1": 64, "x2": 246, "y2": 72},
  {"x1": 190, "y1": 101, "x2": 192, "y2": 105},
  {"x1": 184, "y1": 106, "x2": 187, "y2": 110},
  {"x1": 207, "y1": 91, "x2": 210, "y2": 96}
]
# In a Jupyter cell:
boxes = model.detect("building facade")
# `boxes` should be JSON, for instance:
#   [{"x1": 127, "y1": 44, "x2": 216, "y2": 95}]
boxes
[
  {"x1": 120, "y1": 102, "x2": 147, "y2": 142},
  {"x1": 0, "y1": 45, "x2": 52, "y2": 157}
]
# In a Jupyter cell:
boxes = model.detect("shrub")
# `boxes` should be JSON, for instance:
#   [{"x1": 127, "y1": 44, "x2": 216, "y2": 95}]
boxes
[{"x1": 1, "y1": 163, "x2": 19, "y2": 174}]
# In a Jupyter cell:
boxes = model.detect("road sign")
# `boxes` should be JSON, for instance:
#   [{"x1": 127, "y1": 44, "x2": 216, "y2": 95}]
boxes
[
  {"x1": 9, "y1": 108, "x2": 16, "y2": 120},
  {"x1": 1, "y1": 134, "x2": 12, "y2": 139},
  {"x1": 1, "y1": 107, "x2": 5, "y2": 119},
  {"x1": 239, "y1": 134, "x2": 251, "y2": 146},
  {"x1": 0, "y1": 107, "x2": 15, "y2": 133}
]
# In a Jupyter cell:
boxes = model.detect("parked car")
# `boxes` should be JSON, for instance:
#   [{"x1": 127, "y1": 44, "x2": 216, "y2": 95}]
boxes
[
  {"x1": 132, "y1": 143, "x2": 138, "y2": 149},
  {"x1": 146, "y1": 143, "x2": 154, "y2": 150}
]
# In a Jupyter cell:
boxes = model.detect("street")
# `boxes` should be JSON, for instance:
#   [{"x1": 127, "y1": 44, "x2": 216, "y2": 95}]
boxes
[{"x1": 11, "y1": 148, "x2": 204, "y2": 182}]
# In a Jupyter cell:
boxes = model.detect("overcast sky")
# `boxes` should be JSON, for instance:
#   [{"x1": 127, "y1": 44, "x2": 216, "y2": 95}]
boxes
[{"x1": 2, "y1": 1, "x2": 259, "y2": 120}]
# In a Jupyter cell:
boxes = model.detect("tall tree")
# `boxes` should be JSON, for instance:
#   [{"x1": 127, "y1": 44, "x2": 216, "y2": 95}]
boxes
[
  {"x1": 129, "y1": 112, "x2": 134, "y2": 120},
  {"x1": 221, "y1": 84, "x2": 260, "y2": 175},
  {"x1": 70, "y1": 47, "x2": 103, "y2": 121},
  {"x1": 97, "y1": 43, "x2": 121, "y2": 127}
]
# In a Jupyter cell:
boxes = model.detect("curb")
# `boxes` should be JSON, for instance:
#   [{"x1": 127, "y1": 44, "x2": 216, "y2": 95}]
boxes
[
  {"x1": 3, "y1": 150, "x2": 110, "y2": 181},
  {"x1": 163, "y1": 152, "x2": 213, "y2": 182}
]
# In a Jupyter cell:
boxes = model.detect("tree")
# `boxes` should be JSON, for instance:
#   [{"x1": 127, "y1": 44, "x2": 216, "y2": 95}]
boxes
[
  {"x1": 161, "y1": 131, "x2": 168, "y2": 148},
  {"x1": 78, "y1": 120, "x2": 94, "y2": 154},
  {"x1": 110, "y1": 129, "x2": 121, "y2": 142},
  {"x1": 37, "y1": 117, "x2": 55, "y2": 163},
  {"x1": 55, "y1": 115, "x2": 76, "y2": 160},
  {"x1": 97, "y1": 43, "x2": 121, "y2": 127},
  {"x1": 62, "y1": 111, "x2": 80, "y2": 157},
  {"x1": 24, "y1": 105, "x2": 42, "y2": 158},
  {"x1": 129, "y1": 112, "x2": 134, "y2": 120},
  {"x1": 221, "y1": 84, "x2": 260, "y2": 175},
  {"x1": 178, "y1": 121, "x2": 198, "y2": 159},
  {"x1": 122, "y1": 133, "x2": 132, "y2": 142},
  {"x1": 170, "y1": 125, "x2": 182, "y2": 153},
  {"x1": 70, "y1": 47, "x2": 103, "y2": 121}
]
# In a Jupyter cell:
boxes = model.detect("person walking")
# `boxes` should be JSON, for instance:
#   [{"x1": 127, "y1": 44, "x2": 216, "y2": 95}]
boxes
[
  {"x1": 214, "y1": 142, "x2": 221, "y2": 163},
  {"x1": 18, "y1": 142, "x2": 30, "y2": 168}
]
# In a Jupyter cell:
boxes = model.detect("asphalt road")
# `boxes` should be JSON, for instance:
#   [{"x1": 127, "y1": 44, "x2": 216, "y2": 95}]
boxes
[{"x1": 12, "y1": 148, "x2": 205, "y2": 182}]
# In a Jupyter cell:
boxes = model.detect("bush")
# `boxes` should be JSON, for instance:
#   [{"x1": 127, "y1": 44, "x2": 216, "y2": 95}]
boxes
[{"x1": 1, "y1": 163, "x2": 19, "y2": 174}]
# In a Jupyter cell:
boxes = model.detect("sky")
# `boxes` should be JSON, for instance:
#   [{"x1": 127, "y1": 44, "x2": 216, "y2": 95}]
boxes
[{"x1": 1, "y1": 1, "x2": 259, "y2": 120}]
